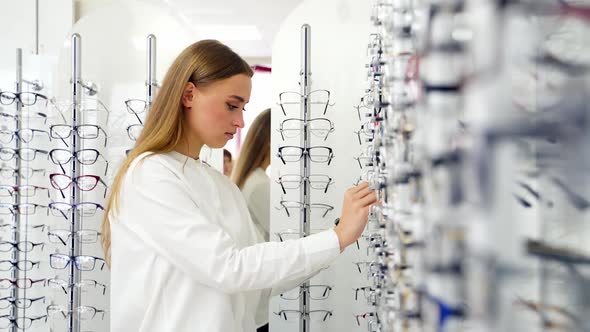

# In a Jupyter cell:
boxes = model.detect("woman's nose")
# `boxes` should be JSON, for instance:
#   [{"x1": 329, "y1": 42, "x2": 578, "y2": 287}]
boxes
[{"x1": 234, "y1": 111, "x2": 245, "y2": 129}]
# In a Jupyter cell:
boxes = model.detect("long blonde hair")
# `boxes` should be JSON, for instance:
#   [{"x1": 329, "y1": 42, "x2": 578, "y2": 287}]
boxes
[
  {"x1": 102, "y1": 40, "x2": 253, "y2": 266},
  {"x1": 231, "y1": 108, "x2": 271, "y2": 189}
]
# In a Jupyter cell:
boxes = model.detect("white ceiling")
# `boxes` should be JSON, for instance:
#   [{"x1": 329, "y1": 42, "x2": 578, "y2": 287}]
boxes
[{"x1": 137, "y1": 0, "x2": 303, "y2": 58}]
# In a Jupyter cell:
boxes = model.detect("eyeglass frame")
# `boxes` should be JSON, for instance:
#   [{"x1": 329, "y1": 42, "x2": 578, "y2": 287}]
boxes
[
  {"x1": 46, "y1": 304, "x2": 106, "y2": 321},
  {"x1": 0, "y1": 91, "x2": 48, "y2": 107},
  {"x1": 47, "y1": 229, "x2": 102, "y2": 246},
  {"x1": 48, "y1": 201, "x2": 105, "y2": 220},
  {"x1": 126, "y1": 123, "x2": 143, "y2": 141},
  {"x1": 0, "y1": 296, "x2": 45, "y2": 309},
  {"x1": 49, "y1": 124, "x2": 108, "y2": 147},
  {"x1": 0, "y1": 278, "x2": 46, "y2": 289},
  {"x1": 49, "y1": 173, "x2": 108, "y2": 198},
  {"x1": 0, "y1": 241, "x2": 45, "y2": 253},
  {"x1": 274, "y1": 309, "x2": 333, "y2": 322},
  {"x1": 0, "y1": 128, "x2": 51, "y2": 144},
  {"x1": 47, "y1": 277, "x2": 106, "y2": 295},
  {"x1": 0, "y1": 184, "x2": 50, "y2": 198},
  {"x1": 0, "y1": 166, "x2": 45, "y2": 179},
  {"x1": 125, "y1": 99, "x2": 147, "y2": 125},
  {"x1": 0, "y1": 147, "x2": 48, "y2": 162},
  {"x1": 49, "y1": 253, "x2": 106, "y2": 272},
  {"x1": 276, "y1": 173, "x2": 334, "y2": 194},
  {"x1": 0, "y1": 203, "x2": 48, "y2": 216},
  {"x1": 277, "y1": 118, "x2": 335, "y2": 141},
  {"x1": 0, "y1": 260, "x2": 41, "y2": 271},
  {"x1": 48, "y1": 148, "x2": 109, "y2": 175},
  {"x1": 277, "y1": 146, "x2": 335, "y2": 165},
  {"x1": 0, "y1": 315, "x2": 47, "y2": 329},
  {"x1": 276, "y1": 199, "x2": 334, "y2": 218},
  {"x1": 279, "y1": 284, "x2": 333, "y2": 300},
  {"x1": 277, "y1": 89, "x2": 334, "y2": 116}
]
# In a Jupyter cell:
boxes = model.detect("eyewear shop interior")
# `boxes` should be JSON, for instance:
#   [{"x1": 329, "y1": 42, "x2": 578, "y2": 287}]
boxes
[{"x1": 1, "y1": 0, "x2": 590, "y2": 331}]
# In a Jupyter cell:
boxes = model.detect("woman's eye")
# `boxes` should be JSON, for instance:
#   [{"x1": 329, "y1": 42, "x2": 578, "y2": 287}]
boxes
[{"x1": 227, "y1": 103, "x2": 239, "y2": 110}]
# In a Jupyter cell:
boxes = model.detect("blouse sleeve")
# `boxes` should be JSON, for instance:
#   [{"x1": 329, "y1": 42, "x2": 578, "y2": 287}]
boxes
[{"x1": 118, "y1": 156, "x2": 341, "y2": 294}]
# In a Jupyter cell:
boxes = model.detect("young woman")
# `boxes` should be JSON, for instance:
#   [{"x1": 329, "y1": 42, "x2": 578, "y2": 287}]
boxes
[{"x1": 102, "y1": 40, "x2": 376, "y2": 332}]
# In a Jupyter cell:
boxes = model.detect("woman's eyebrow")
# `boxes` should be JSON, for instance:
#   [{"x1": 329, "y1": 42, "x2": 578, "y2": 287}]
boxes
[{"x1": 228, "y1": 95, "x2": 248, "y2": 103}]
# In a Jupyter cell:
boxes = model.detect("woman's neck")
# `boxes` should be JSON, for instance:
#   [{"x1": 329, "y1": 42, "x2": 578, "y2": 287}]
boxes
[{"x1": 174, "y1": 135, "x2": 203, "y2": 160}]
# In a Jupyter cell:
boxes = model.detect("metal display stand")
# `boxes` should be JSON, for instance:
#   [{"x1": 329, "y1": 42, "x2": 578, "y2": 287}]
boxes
[
  {"x1": 68, "y1": 32, "x2": 83, "y2": 332},
  {"x1": 10, "y1": 47, "x2": 23, "y2": 332},
  {"x1": 67, "y1": 33, "x2": 101, "y2": 332},
  {"x1": 298, "y1": 24, "x2": 312, "y2": 332},
  {"x1": 146, "y1": 34, "x2": 158, "y2": 107}
]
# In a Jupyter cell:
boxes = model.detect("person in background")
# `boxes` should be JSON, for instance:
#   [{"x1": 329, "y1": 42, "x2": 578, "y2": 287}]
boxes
[
  {"x1": 231, "y1": 108, "x2": 271, "y2": 331},
  {"x1": 232, "y1": 108, "x2": 271, "y2": 241},
  {"x1": 223, "y1": 148, "x2": 233, "y2": 176}
]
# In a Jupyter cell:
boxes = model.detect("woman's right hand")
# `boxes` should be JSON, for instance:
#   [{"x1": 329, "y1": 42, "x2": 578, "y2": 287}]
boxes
[{"x1": 334, "y1": 182, "x2": 377, "y2": 251}]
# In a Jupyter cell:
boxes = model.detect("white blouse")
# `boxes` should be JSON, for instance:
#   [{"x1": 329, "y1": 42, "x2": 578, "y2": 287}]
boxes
[{"x1": 110, "y1": 151, "x2": 341, "y2": 332}]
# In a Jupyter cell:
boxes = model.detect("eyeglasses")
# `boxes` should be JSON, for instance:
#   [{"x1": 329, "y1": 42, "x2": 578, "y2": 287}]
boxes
[
  {"x1": 125, "y1": 99, "x2": 147, "y2": 124},
  {"x1": 0, "y1": 91, "x2": 48, "y2": 107},
  {"x1": 353, "y1": 261, "x2": 382, "y2": 275},
  {"x1": 274, "y1": 309, "x2": 333, "y2": 322},
  {"x1": 277, "y1": 146, "x2": 334, "y2": 165},
  {"x1": 0, "y1": 110, "x2": 48, "y2": 124},
  {"x1": 0, "y1": 128, "x2": 50, "y2": 144},
  {"x1": 354, "y1": 151, "x2": 375, "y2": 169},
  {"x1": 126, "y1": 124, "x2": 143, "y2": 141},
  {"x1": 0, "y1": 148, "x2": 48, "y2": 161},
  {"x1": 0, "y1": 315, "x2": 47, "y2": 329},
  {"x1": 0, "y1": 203, "x2": 48, "y2": 216},
  {"x1": 49, "y1": 173, "x2": 108, "y2": 197},
  {"x1": 0, "y1": 296, "x2": 45, "y2": 309},
  {"x1": 48, "y1": 202, "x2": 104, "y2": 219},
  {"x1": 278, "y1": 118, "x2": 335, "y2": 141},
  {"x1": 48, "y1": 229, "x2": 101, "y2": 246},
  {"x1": 275, "y1": 228, "x2": 325, "y2": 242},
  {"x1": 354, "y1": 311, "x2": 379, "y2": 326},
  {"x1": 125, "y1": 99, "x2": 147, "y2": 114},
  {"x1": 278, "y1": 90, "x2": 333, "y2": 116},
  {"x1": 355, "y1": 121, "x2": 378, "y2": 144},
  {"x1": 514, "y1": 297, "x2": 579, "y2": 331},
  {"x1": 49, "y1": 254, "x2": 105, "y2": 271},
  {"x1": 48, "y1": 148, "x2": 109, "y2": 175},
  {"x1": 354, "y1": 286, "x2": 376, "y2": 301},
  {"x1": 47, "y1": 277, "x2": 106, "y2": 295},
  {"x1": 0, "y1": 260, "x2": 40, "y2": 271},
  {"x1": 280, "y1": 285, "x2": 332, "y2": 300},
  {"x1": 276, "y1": 174, "x2": 334, "y2": 194},
  {"x1": 0, "y1": 185, "x2": 49, "y2": 198},
  {"x1": 0, "y1": 166, "x2": 45, "y2": 179},
  {"x1": 0, "y1": 224, "x2": 46, "y2": 234},
  {"x1": 276, "y1": 200, "x2": 334, "y2": 218},
  {"x1": 0, "y1": 241, "x2": 44, "y2": 253},
  {"x1": 49, "y1": 124, "x2": 108, "y2": 147},
  {"x1": 0, "y1": 278, "x2": 45, "y2": 289},
  {"x1": 47, "y1": 304, "x2": 106, "y2": 321}
]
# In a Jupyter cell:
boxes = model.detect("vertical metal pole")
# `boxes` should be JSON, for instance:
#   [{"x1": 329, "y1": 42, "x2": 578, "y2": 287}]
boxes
[
  {"x1": 70, "y1": 33, "x2": 82, "y2": 332},
  {"x1": 146, "y1": 34, "x2": 157, "y2": 107},
  {"x1": 11, "y1": 48, "x2": 23, "y2": 332},
  {"x1": 299, "y1": 23, "x2": 311, "y2": 332},
  {"x1": 34, "y1": 0, "x2": 39, "y2": 55}
]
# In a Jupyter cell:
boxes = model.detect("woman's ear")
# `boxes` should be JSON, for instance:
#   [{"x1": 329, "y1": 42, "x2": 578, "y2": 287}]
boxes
[{"x1": 182, "y1": 82, "x2": 196, "y2": 108}]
